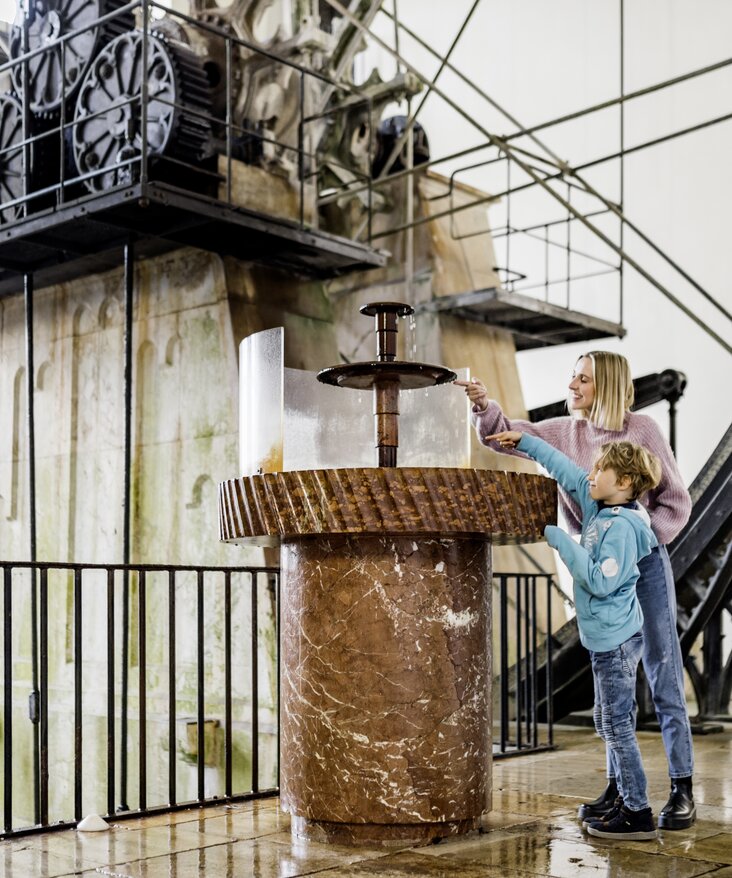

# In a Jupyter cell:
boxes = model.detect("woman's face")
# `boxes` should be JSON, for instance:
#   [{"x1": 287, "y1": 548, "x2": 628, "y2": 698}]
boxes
[{"x1": 568, "y1": 357, "x2": 595, "y2": 413}]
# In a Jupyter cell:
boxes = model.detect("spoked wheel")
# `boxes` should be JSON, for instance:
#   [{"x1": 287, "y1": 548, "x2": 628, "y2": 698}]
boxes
[
  {"x1": 72, "y1": 30, "x2": 212, "y2": 192},
  {"x1": 0, "y1": 94, "x2": 27, "y2": 223},
  {"x1": 10, "y1": 0, "x2": 134, "y2": 117}
]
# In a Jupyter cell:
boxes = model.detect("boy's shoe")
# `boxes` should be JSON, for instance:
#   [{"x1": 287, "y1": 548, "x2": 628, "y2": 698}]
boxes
[
  {"x1": 577, "y1": 778, "x2": 619, "y2": 822},
  {"x1": 586, "y1": 805, "x2": 657, "y2": 841},
  {"x1": 658, "y1": 778, "x2": 696, "y2": 830},
  {"x1": 582, "y1": 796, "x2": 623, "y2": 830}
]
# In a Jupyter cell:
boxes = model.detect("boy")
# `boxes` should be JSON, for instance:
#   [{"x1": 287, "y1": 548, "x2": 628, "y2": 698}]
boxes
[{"x1": 485, "y1": 429, "x2": 662, "y2": 841}]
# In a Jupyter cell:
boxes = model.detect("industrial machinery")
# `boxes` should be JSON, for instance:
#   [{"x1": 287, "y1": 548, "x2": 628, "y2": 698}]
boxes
[{"x1": 0, "y1": 0, "x2": 428, "y2": 226}]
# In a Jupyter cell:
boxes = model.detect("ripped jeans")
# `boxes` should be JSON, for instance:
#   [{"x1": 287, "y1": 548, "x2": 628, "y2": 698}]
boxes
[{"x1": 591, "y1": 630, "x2": 649, "y2": 812}]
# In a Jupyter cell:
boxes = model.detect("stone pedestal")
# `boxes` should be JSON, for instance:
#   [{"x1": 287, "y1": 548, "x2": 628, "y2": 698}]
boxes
[
  {"x1": 280, "y1": 534, "x2": 491, "y2": 844},
  {"x1": 219, "y1": 466, "x2": 555, "y2": 844}
]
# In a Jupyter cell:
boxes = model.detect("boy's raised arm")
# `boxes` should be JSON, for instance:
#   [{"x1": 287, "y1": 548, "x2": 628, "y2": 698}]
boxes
[{"x1": 484, "y1": 432, "x2": 592, "y2": 517}]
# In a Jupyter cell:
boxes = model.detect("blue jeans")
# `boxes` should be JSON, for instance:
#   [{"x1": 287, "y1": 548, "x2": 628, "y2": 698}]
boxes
[
  {"x1": 592, "y1": 631, "x2": 649, "y2": 811},
  {"x1": 606, "y1": 546, "x2": 694, "y2": 781}
]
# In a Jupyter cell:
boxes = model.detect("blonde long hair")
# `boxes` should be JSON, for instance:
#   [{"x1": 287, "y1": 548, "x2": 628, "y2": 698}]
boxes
[{"x1": 570, "y1": 351, "x2": 634, "y2": 431}]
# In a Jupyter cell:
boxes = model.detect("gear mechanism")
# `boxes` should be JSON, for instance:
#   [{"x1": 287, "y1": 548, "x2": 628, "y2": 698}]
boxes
[
  {"x1": 72, "y1": 30, "x2": 212, "y2": 192},
  {"x1": 0, "y1": 94, "x2": 26, "y2": 223},
  {"x1": 10, "y1": 0, "x2": 134, "y2": 117}
]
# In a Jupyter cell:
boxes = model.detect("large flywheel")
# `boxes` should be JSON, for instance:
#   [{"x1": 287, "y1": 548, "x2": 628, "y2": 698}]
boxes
[
  {"x1": 10, "y1": 0, "x2": 134, "y2": 117},
  {"x1": 72, "y1": 30, "x2": 212, "y2": 192}
]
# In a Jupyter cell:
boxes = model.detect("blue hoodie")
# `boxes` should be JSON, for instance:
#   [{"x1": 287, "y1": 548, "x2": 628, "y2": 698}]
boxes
[{"x1": 517, "y1": 433, "x2": 657, "y2": 652}]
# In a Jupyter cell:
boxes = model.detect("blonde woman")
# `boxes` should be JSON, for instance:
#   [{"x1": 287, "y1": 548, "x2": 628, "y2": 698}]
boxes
[{"x1": 456, "y1": 351, "x2": 695, "y2": 829}]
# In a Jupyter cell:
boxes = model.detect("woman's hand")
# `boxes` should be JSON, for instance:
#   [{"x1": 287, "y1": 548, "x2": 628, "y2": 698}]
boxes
[
  {"x1": 454, "y1": 378, "x2": 489, "y2": 411},
  {"x1": 483, "y1": 430, "x2": 522, "y2": 449}
]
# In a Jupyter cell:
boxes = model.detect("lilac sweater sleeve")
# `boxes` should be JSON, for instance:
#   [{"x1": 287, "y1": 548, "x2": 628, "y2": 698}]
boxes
[
  {"x1": 470, "y1": 402, "x2": 691, "y2": 545},
  {"x1": 470, "y1": 401, "x2": 571, "y2": 457}
]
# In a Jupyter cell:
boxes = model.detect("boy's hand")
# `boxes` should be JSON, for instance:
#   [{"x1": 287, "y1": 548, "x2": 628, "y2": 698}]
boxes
[
  {"x1": 483, "y1": 430, "x2": 522, "y2": 449},
  {"x1": 544, "y1": 524, "x2": 563, "y2": 547},
  {"x1": 453, "y1": 378, "x2": 489, "y2": 410}
]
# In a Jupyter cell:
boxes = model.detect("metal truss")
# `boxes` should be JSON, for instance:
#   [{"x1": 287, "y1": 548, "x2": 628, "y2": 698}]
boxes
[{"x1": 322, "y1": 0, "x2": 732, "y2": 355}]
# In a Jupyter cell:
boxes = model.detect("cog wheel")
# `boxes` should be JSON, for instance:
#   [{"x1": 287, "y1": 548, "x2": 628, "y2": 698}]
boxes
[
  {"x1": 72, "y1": 30, "x2": 212, "y2": 192},
  {"x1": 0, "y1": 94, "x2": 25, "y2": 223},
  {"x1": 0, "y1": 92, "x2": 55, "y2": 222},
  {"x1": 10, "y1": 0, "x2": 135, "y2": 117},
  {"x1": 186, "y1": 11, "x2": 247, "y2": 121}
]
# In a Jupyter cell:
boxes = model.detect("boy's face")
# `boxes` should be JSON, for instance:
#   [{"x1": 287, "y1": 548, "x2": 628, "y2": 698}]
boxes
[{"x1": 588, "y1": 460, "x2": 632, "y2": 504}]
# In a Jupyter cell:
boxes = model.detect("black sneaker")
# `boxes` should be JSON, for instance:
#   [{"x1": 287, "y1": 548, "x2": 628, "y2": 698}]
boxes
[
  {"x1": 583, "y1": 796, "x2": 623, "y2": 830},
  {"x1": 587, "y1": 805, "x2": 657, "y2": 841},
  {"x1": 577, "y1": 778, "x2": 619, "y2": 822}
]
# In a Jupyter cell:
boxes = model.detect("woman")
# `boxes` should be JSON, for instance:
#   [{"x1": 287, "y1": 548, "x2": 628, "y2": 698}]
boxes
[{"x1": 456, "y1": 351, "x2": 695, "y2": 830}]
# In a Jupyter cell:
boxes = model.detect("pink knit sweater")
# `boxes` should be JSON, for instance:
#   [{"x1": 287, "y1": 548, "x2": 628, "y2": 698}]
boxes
[{"x1": 472, "y1": 402, "x2": 692, "y2": 545}]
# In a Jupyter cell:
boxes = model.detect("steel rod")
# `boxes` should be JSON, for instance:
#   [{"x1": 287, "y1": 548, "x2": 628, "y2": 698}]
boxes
[
  {"x1": 39, "y1": 568, "x2": 48, "y2": 826},
  {"x1": 224, "y1": 571, "x2": 232, "y2": 798},
  {"x1": 120, "y1": 238, "x2": 134, "y2": 812},
  {"x1": 138, "y1": 570, "x2": 147, "y2": 811},
  {"x1": 168, "y1": 570, "x2": 176, "y2": 806},
  {"x1": 24, "y1": 272, "x2": 40, "y2": 825},
  {"x1": 73, "y1": 569, "x2": 82, "y2": 822},
  {"x1": 197, "y1": 570, "x2": 205, "y2": 802},
  {"x1": 251, "y1": 573, "x2": 259, "y2": 793},
  {"x1": 4, "y1": 567, "x2": 13, "y2": 832},
  {"x1": 106, "y1": 568, "x2": 115, "y2": 817}
]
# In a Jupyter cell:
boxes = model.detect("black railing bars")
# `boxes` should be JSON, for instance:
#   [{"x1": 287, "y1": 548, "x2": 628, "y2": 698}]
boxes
[
  {"x1": 1, "y1": 561, "x2": 556, "y2": 838},
  {"x1": 1, "y1": 561, "x2": 279, "y2": 839}
]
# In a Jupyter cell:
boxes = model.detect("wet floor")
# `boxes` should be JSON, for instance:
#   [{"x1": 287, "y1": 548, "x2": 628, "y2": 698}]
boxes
[{"x1": 3, "y1": 724, "x2": 731, "y2": 877}]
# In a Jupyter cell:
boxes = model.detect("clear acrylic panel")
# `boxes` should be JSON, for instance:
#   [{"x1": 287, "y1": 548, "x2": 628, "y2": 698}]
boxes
[
  {"x1": 400, "y1": 367, "x2": 471, "y2": 468},
  {"x1": 283, "y1": 368, "x2": 373, "y2": 470},
  {"x1": 239, "y1": 328, "x2": 284, "y2": 475},
  {"x1": 281, "y1": 366, "x2": 472, "y2": 470}
]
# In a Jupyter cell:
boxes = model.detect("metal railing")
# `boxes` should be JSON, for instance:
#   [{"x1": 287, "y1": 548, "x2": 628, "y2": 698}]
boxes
[
  {"x1": 1, "y1": 562, "x2": 556, "y2": 838},
  {"x1": 494, "y1": 573, "x2": 557, "y2": 759},
  {"x1": 1, "y1": 561, "x2": 279, "y2": 840}
]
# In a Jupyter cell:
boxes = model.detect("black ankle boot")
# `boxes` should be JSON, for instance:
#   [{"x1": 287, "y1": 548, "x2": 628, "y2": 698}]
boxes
[
  {"x1": 658, "y1": 777, "x2": 696, "y2": 830},
  {"x1": 578, "y1": 778, "x2": 619, "y2": 821}
]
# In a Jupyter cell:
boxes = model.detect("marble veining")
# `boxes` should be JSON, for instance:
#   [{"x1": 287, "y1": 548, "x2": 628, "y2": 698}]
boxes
[{"x1": 279, "y1": 535, "x2": 492, "y2": 842}]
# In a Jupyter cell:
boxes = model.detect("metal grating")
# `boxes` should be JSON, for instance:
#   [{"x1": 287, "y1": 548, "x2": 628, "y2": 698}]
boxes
[{"x1": 415, "y1": 287, "x2": 625, "y2": 351}]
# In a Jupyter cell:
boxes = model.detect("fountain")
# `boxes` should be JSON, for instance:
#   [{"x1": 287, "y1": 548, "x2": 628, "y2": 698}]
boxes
[{"x1": 218, "y1": 302, "x2": 556, "y2": 845}]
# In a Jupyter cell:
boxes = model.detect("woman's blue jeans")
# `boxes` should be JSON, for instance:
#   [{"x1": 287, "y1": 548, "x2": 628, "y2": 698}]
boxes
[
  {"x1": 592, "y1": 631, "x2": 649, "y2": 811},
  {"x1": 606, "y1": 545, "x2": 695, "y2": 782}
]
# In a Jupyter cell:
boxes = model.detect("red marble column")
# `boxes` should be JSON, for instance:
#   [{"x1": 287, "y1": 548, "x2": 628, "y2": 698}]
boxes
[{"x1": 279, "y1": 534, "x2": 492, "y2": 845}]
